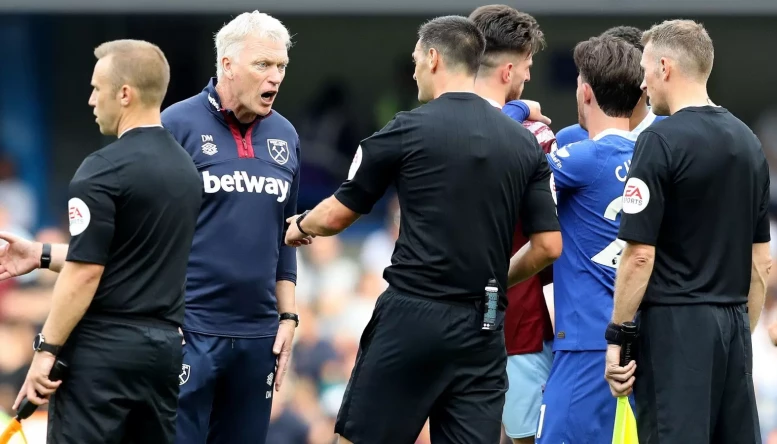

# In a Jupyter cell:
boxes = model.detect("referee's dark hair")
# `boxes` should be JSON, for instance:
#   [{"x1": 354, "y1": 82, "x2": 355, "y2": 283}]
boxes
[
  {"x1": 468, "y1": 5, "x2": 545, "y2": 68},
  {"x1": 600, "y1": 25, "x2": 644, "y2": 52},
  {"x1": 573, "y1": 35, "x2": 644, "y2": 118},
  {"x1": 418, "y1": 15, "x2": 486, "y2": 76}
]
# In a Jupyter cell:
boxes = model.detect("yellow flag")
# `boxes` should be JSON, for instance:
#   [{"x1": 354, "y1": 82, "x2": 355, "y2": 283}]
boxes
[{"x1": 612, "y1": 396, "x2": 638, "y2": 444}]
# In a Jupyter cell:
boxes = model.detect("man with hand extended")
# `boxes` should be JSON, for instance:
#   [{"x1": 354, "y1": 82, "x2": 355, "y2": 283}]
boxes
[{"x1": 286, "y1": 15, "x2": 560, "y2": 444}]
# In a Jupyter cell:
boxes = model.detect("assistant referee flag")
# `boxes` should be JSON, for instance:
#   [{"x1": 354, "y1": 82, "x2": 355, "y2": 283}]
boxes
[{"x1": 612, "y1": 396, "x2": 638, "y2": 444}]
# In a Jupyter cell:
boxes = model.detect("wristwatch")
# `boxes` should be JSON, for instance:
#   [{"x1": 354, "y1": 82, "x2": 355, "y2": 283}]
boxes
[
  {"x1": 33, "y1": 333, "x2": 62, "y2": 356},
  {"x1": 279, "y1": 312, "x2": 300, "y2": 327},
  {"x1": 295, "y1": 210, "x2": 311, "y2": 236},
  {"x1": 40, "y1": 243, "x2": 52, "y2": 269},
  {"x1": 605, "y1": 322, "x2": 626, "y2": 345}
]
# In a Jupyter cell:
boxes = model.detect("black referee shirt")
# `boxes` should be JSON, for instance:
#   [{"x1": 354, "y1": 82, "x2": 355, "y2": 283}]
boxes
[
  {"x1": 335, "y1": 92, "x2": 559, "y2": 306},
  {"x1": 618, "y1": 106, "x2": 770, "y2": 306},
  {"x1": 66, "y1": 126, "x2": 202, "y2": 327}
]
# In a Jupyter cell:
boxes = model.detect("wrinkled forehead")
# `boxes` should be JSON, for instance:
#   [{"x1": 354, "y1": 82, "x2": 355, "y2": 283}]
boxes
[{"x1": 239, "y1": 34, "x2": 289, "y2": 64}]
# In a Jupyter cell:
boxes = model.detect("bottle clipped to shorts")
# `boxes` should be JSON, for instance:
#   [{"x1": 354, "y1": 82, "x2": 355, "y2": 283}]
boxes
[
  {"x1": 482, "y1": 278, "x2": 499, "y2": 331},
  {"x1": 619, "y1": 322, "x2": 638, "y2": 366}
]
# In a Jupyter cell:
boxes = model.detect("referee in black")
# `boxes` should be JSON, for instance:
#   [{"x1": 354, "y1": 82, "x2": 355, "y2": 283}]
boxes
[
  {"x1": 285, "y1": 15, "x2": 561, "y2": 444},
  {"x1": 604, "y1": 20, "x2": 771, "y2": 444},
  {"x1": 0, "y1": 40, "x2": 202, "y2": 443}
]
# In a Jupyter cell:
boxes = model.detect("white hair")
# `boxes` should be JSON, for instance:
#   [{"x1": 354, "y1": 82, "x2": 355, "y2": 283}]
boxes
[{"x1": 214, "y1": 11, "x2": 292, "y2": 78}]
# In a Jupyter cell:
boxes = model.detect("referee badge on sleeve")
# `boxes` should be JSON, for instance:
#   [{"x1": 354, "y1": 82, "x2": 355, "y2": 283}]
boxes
[
  {"x1": 348, "y1": 145, "x2": 363, "y2": 181},
  {"x1": 68, "y1": 197, "x2": 91, "y2": 236},
  {"x1": 622, "y1": 178, "x2": 650, "y2": 214}
]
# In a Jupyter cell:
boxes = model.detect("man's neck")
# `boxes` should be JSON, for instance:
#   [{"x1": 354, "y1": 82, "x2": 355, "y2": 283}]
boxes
[
  {"x1": 433, "y1": 73, "x2": 477, "y2": 100},
  {"x1": 629, "y1": 95, "x2": 650, "y2": 131},
  {"x1": 117, "y1": 108, "x2": 162, "y2": 138},
  {"x1": 474, "y1": 76, "x2": 506, "y2": 108},
  {"x1": 586, "y1": 111, "x2": 631, "y2": 140},
  {"x1": 215, "y1": 80, "x2": 258, "y2": 124},
  {"x1": 667, "y1": 80, "x2": 711, "y2": 115}
]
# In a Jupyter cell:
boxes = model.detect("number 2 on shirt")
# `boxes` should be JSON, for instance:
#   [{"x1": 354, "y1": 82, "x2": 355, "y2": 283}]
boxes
[{"x1": 591, "y1": 196, "x2": 626, "y2": 269}]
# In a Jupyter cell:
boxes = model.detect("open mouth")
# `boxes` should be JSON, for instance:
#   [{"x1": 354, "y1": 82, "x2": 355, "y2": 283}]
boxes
[{"x1": 261, "y1": 91, "x2": 277, "y2": 101}]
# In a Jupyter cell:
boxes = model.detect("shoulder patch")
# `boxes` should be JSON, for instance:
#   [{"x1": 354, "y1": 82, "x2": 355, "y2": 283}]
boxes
[
  {"x1": 348, "y1": 146, "x2": 363, "y2": 181},
  {"x1": 68, "y1": 197, "x2": 91, "y2": 236},
  {"x1": 622, "y1": 178, "x2": 651, "y2": 214}
]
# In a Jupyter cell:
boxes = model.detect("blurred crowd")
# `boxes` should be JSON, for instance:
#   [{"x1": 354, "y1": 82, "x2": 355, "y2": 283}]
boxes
[{"x1": 2, "y1": 109, "x2": 777, "y2": 442}]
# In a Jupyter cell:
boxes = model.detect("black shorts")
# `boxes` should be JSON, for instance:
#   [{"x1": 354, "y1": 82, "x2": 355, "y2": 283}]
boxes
[
  {"x1": 334, "y1": 288, "x2": 507, "y2": 444},
  {"x1": 47, "y1": 318, "x2": 182, "y2": 444},
  {"x1": 634, "y1": 303, "x2": 760, "y2": 444}
]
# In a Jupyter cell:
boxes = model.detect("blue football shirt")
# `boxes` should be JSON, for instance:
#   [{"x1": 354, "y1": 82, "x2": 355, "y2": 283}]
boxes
[{"x1": 546, "y1": 129, "x2": 637, "y2": 351}]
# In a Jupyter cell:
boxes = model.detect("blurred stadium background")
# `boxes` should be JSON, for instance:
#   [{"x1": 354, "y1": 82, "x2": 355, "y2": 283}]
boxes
[{"x1": 1, "y1": 1, "x2": 776, "y2": 443}]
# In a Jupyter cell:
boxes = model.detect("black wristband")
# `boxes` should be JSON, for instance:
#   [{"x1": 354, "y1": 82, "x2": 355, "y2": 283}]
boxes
[
  {"x1": 40, "y1": 243, "x2": 52, "y2": 269},
  {"x1": 279, "y1": 312, "x2": 299, "y2": 327},
  {"x1": 605, "y1": 322, "x2": 623, "y2": 345},
  {"x1": 296, "y1": 210, "x2": 311, "y2": 236}
]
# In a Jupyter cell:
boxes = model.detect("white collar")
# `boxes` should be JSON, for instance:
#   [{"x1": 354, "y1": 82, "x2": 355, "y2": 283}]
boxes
[
  {"x1": 118, "y1": 124, "x2": 163, "y2": 139},
  {"x1": 631, "y1": 110, "x2": 657, "y2": 136},
  {"x1": 593, "y1": 128, "x2": 638, "y2": 142},
  {"x1": 483, "y1": 97, "x2": 502, "y2": 109}
]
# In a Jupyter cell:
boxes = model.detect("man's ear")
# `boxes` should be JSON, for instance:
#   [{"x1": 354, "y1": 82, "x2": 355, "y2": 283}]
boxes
[
  {"x1": 428, "y1": 48, "x2": 439, "y2": 73},
  {"x1": 118, "y1": 85, "x2": 131, "y2": 107},
  {"x1": 222, "y1": 58, "x2": 233, "y2": 79},
  {"x1": 660, "y1": 57, "x2": 671, "y2": 81},
  {"x1": 502, "y1": 63, "x2": 514, "y2": 84},
  {"x1": 582, "y1": 82, "x2": 594, "y2": 105}
]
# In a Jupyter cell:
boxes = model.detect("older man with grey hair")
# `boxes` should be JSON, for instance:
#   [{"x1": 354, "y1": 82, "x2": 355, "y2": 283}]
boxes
[{"x1": 161, "y1": 10, "x2": 302, "y2": 444}]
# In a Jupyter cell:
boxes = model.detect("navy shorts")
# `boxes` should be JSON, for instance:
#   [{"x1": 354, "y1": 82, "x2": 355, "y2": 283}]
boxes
[{"x1": 175, "y1": 331, "x2": 276, "y2": 444}]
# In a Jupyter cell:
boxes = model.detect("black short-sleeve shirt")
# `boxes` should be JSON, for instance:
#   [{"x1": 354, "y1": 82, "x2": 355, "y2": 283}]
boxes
[
  {"x1": 618, "y1": 106, "x2": 770, "y2": 306},
  {"x1": 335, "y1": 92, "x2": 559, "y2": 306},
  {"x1": 67, "y1": 126, "x2": 202, "y2": 327}
]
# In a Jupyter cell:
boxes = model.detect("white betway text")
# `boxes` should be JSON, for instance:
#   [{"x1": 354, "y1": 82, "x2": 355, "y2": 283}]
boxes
[{"x1": 203, "y1": 171, "x2": 290, "y2": 202}]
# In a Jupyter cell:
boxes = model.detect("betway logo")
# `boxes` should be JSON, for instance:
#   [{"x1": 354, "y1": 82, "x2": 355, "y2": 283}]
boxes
[{"x1": 203, "y1": 171, "x2": 290, "y2": 202}]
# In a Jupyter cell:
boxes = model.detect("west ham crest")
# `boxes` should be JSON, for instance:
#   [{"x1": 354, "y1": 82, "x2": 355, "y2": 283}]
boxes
[
  {"x1": 179, "y1": 364, "x2": 191, "y2": 385},
  {"x1": 267, "y1": 139, "x2": 289, "y2": 165}
]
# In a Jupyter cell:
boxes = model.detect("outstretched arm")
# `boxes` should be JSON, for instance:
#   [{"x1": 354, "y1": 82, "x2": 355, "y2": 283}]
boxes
[
  {"x1": 0, "y1": 232, "x2": 69, "y2": 278},
  {"x1": 286, "y1": 115, "x2": 405, "y2": 246}
]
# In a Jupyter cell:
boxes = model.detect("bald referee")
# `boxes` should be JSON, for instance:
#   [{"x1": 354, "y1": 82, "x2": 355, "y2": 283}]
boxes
[
  {"x1": 0, "y1": 40, "x2": 202, "y2": 443},
  {"x1": 604, "y1": 20, "x2": 771, "y2": 443}
]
